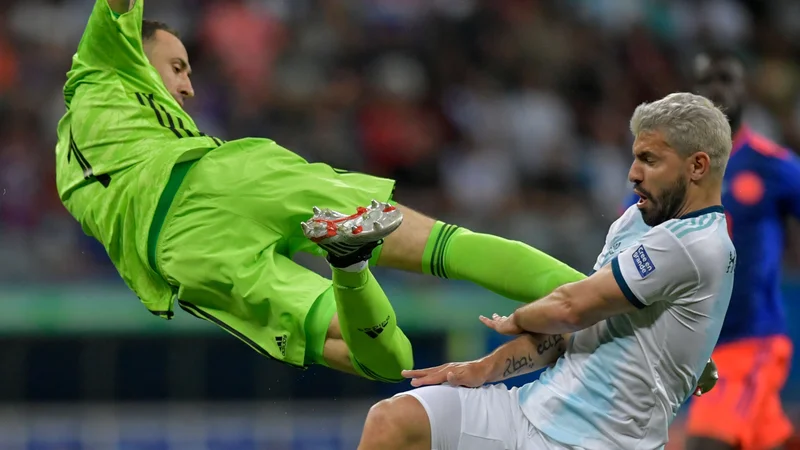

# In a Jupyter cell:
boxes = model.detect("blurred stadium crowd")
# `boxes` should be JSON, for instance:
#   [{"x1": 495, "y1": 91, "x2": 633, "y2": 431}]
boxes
[{"x1": 2, "y1": 0, "x2": 800, "y2": 283}]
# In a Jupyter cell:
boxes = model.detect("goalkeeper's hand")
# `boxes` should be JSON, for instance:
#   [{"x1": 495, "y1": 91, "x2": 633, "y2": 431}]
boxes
[{"x1": 694, "y1": 358, "x2": 718, "y2": 397}]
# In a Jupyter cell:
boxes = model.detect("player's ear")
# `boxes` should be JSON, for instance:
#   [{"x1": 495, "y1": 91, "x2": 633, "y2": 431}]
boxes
[{"x1": 688, "y1": 152, "x2": 711, "y2": 181}]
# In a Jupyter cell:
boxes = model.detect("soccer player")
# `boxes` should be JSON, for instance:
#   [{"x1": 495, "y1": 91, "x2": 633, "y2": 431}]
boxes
[
  {"x1": 56, "y1": 0, "x2": 589, "y2": 383},
  {"x1": 622, "y1": 49, "x2": 800, "y2": 450},
  {"x1": 357, "y1": 92, "x2": 736, "y2": 450}
]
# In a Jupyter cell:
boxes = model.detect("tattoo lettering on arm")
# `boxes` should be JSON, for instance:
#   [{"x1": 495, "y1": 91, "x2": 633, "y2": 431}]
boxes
[
  {"x1": 503, "y1": 353, "x2": 537, "y2": 377},
  {"x1": 494, "y1": 334, "x2": 569, "y2": 381},
  {"x1": 537, "y1": 334, "x2": 565, "y2": 355}
]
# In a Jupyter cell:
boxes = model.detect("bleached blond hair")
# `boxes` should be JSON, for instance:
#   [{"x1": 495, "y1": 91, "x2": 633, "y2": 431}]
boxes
[{"x1": 630, "y1": 92, "x2": 732, "y2": 176}]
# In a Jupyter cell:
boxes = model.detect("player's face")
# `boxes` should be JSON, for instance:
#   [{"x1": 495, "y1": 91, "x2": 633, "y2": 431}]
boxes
[
  {"x1": 144, "y1": 30, "x2": 195, "y2": 107},
  {"x1": 629, "y1": 130, "x2": 690, "y2": 227},
  {"x1": 694, "y1": 56, "x2": 746, "y2": 125}
]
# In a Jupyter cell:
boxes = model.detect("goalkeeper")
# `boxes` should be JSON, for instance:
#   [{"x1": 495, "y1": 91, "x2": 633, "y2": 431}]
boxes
[{"x1": 56, "y1": 0, "x2": 697, "y2": 386}]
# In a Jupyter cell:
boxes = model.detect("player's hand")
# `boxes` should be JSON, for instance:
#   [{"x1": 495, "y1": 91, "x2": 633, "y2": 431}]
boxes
[
  {"x1": 479, "y1": 313, "x2": 524, "y2": 335},
  {"x1": 694, "y1": 358, "x2": 719, "y2": 397},
  {"x1": 402, "y1": 360, "x2": 491, "y2": 388}
]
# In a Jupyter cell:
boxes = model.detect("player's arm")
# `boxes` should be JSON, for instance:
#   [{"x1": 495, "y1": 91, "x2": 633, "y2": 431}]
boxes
[
  {"x1": 402, "y1": 332, "x2": 569, "y2": 388},
  {"x1": 778, "y1": 153, "x2": 800, "y2": 219},
  {"x1": 484, "y1": 226, "x2": 699, "y2": 335},
  {"x1": 775, "y1": 153, "x2": 800, "y2": 263},
  {"x1": 498, "y1": 264, "x2": 641, "y2": 334},
  {"x1": 73, "y1": 0, "x2": 147, "y2": 70},
  {"x1": 478, "y1": 333, "x2": 569, "y2": 381}
]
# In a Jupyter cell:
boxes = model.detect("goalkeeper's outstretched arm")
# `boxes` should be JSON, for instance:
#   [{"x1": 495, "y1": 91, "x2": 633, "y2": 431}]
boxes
[{"x1": 72, "y1": 0, "x2": 150, "y2": 72}]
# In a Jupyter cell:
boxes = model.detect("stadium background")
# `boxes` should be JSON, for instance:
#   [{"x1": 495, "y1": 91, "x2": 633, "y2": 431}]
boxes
[{"x1": 1, "y1": 0, "x2": 800, "y2": 448}]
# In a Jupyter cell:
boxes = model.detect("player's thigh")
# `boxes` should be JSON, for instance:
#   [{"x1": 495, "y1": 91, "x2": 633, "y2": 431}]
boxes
[
  {"x1": 751, "y1": 392, "x2": 793, "y2": 450},
  {"x1": 157, "y1": 192, "x2": 332, "y2": 368},
  {"x1": 687, "y1": 351, "x2": 758, "y2": 445},
  {"x1": 275, "y1": 165, "x2": 398, "y2": 247},
  {"x1": 751, "y1": 337, "x2": 794, "y2": 450},
  {"x1": 319, "y1": 314, "x2": 360, "y2": 376},
  {"x1": 361, "y1": 395, "x2": 432, "y2": 450},
  {"x1": 686, "y1": 375, "x2": 749, "y2": 446},
  {"x1": 396, "y1": 383, "x2": 530, "y2": 450},
  {"x1": 687, "y1": 337, "x2": 793, "y2": 449},
  {"x1": 167, "y1": 141, "x2": 398, "y2": 255},
  {"x1": 525, "y1": 425, "x2": 582, "y2": 450}
]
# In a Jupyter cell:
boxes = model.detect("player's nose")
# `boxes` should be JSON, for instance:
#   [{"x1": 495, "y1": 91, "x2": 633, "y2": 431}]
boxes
[
  {"x1": 180, "y1": 80, "x2": 195, "y2": 99},
  {"x1": 628, "y1": 161, "x2": 643, "y2": 184}
]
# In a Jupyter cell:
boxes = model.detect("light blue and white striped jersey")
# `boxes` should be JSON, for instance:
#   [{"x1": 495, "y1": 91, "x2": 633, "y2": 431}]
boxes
[{"x1": 518, "y1": 205, "x2": 735, "y2": 450}]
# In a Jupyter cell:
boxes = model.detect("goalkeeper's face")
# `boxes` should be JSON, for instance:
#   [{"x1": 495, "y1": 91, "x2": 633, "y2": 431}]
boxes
[
  {"x1": 144, "y1": 30, "x2": 195, "y2": 107},
  {"x1": 629, "y1": 130, "x2": 690, "y2": 227}
]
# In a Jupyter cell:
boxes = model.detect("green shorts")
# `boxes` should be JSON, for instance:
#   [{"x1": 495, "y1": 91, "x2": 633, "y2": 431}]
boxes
[{"x1": 148, "y1": 139, "x2": 395, "y2": 368}]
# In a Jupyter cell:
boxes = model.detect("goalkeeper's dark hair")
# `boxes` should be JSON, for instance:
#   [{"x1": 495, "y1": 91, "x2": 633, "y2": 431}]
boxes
[{"x1": 142, "y1": 19, "x2": 179, "y2": 42}]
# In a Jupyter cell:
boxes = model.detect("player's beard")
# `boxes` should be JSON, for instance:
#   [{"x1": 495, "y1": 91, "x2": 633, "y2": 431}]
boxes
[{"x1": 639, "y1": 176, "x2": 688, "y2": 227}]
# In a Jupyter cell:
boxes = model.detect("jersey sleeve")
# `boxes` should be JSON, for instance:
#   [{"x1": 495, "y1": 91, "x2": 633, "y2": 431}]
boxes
[
  {"x1": 592, "y1": 222, "x2": 619, "y2": 273},
  {"x1": 776, "y1": 152, "x2": 800, "y2": 219},
  {"x1": 610, "y1": 226, "x2": 700, "y2": 308},
  {"x1": 74, "y1": 0, "x2": 148, "y2": 71},
  {"x1": 591, "y1": 206, "x2": 636, "y2": 273}
]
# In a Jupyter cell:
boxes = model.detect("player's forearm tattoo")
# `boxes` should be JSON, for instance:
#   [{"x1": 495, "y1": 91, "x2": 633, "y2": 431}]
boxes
[
  {"x1": 503, "y1": 353, "x2": 537, "y2": 377},
  {"x1": 502, "y1": 335, "x2": 566, "y2": 378},
  {"x1": 537, "y1": 334, "x2": 564, "y2": 355}
]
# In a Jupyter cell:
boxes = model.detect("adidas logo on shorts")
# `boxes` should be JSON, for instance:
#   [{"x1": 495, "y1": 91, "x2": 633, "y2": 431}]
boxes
[{"x1": 275, "y1": 334, "x2": 287, "y2": 357}]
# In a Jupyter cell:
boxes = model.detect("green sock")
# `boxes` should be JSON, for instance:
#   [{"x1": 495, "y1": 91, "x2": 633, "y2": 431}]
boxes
[
  {"x1": 423, "y1": 222, "x2": 587, "y2": 302},
  {"x1": 331, "y1": 266, "x2": 413, "y2": 382}
]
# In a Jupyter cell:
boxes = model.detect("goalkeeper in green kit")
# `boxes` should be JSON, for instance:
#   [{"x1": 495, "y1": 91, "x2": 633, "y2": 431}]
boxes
[{"x1": 57, "y1": 0, "x2": 717, "y2": 388}]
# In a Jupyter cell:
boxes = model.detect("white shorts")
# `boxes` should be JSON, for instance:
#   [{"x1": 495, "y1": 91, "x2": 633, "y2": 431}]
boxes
[{"x1": 395, "y1": 383, "x2": 578, "y2": 450}]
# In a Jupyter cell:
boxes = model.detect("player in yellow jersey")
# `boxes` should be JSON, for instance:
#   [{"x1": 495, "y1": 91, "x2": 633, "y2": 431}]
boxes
[{"x1": 57, "y1": 0, "x2": 718, "y2": 391}]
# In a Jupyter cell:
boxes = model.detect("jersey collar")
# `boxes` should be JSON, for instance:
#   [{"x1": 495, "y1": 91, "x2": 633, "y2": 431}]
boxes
[{"x1": 679, "y1": 205, "x2": 725, "y2": 220}]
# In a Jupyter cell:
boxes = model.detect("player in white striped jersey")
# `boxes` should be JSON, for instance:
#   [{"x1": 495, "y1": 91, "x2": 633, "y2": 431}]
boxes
[{"x1": 357, "y1": 92, "x2": 735, "y2": 450}]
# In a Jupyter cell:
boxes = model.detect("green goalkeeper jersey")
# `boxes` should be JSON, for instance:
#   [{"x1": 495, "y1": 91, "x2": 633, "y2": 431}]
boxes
[{"x1": 55, "y1": 0, "x2": 221, "y2": 316}]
